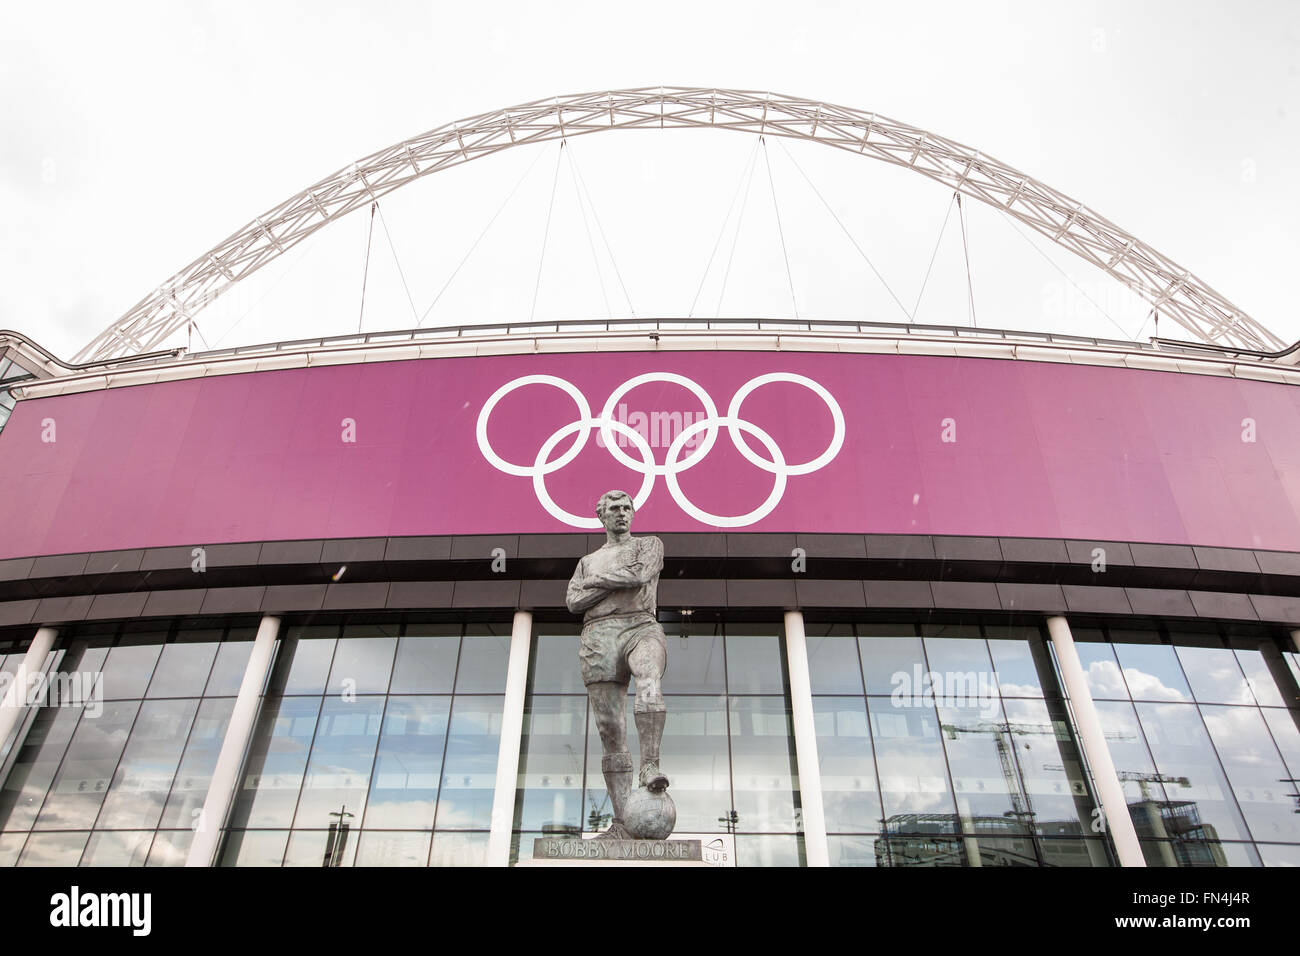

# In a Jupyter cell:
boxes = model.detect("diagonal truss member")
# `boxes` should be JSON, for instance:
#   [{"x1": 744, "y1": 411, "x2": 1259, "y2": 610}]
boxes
[{"x1": 75, "y1": 87, "x2": 1284, "y2": 361}]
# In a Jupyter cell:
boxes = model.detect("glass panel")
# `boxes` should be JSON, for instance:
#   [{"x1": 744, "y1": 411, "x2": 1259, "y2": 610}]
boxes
[
  {"x1": 1071, "y1": 636, "x2": 1128, "y2": 700},
  {"x1": 859, "y1": 633, "x2": 925, "y2": 696},
  {"x1": 1260, "y1": 707, "x2": 1300, "y2": 779},
  {"x1": 219, "y1": 830, "x2": 288, "y2": 867},
  {"x1": 17, "y1": 830, "x2": 90, "y2": 866},
  {"x1": 159, "y1": 698, "x2": 236, "y2": 829},
  {"x1": 665, "y1": 630, "x2": 725, "y2": 694},
  {"x1": 529, "y1": 631, "x2": 584, "y2": 694},
  {"x1": 96, "y1": 697, "x2": 200, "y2": 829},
  {"x1": 725, "y1": 629, "x2": 786, "y2": 695},
  {"x1": 984, "y1": 629, "x2": 1044, "y2": 697},
  {"x1": 145, "y1": 829, "x2": 194, "y2": 867},
  {"x1": 728, "y1": 696, "x2": 797, "y2": 833},
  {"x1": 81, "y1": 830, "x2": 153, "y2": 866},
  {"x1": 430, "y1": 830, "x2": 489, "y2": 866},
  {"x1": 453, "y1": 627, "x2": 511, "y2": 693},
  {"x1": 735, "y1": 833, "x2": 803, "y2": 867},
  {"x1": 1233, "y1": 647, "x2": 1286, "y2": 707},
  {"x1": 1000, "y1": 698, "x2": 1096, "y2": 840},
  {"x1": 827, "y1": 834, "x2": 879, "y2": 866},
  {"x1": 203, "y1": 632, "x2": 255, "y2": 696},
  {"x1": 355, "y1": 830, "x2": 431, "y2": 866},
  {"x1": 515, "y1": 695, "x2": 586, "y2": 834},
  {"x1": 294, "y1": 696, "x2": 385, "y2": 828},
  {"x1": 1258, "y1": 843, "x2": 1300, "y2": 866},
  {"x1": 936, "y1": 700, "x2": 1028, "y2": 836},
  {"x1": 0, "y1": 705, "x2": 83, "y2": 831},
  {"x1": 1199, "y1": 704, "x2": 1300, "y2": 844},
  {"x1": 1040, "y1": 837, "x2": 1110, "y2": 867},
  {"x1": 389, "y1": 627, "x2": 461, "y2": 694},
  {"x1": 35, "y1": 700, "x2": 140, "y2": 830},
  {"x1": 327, "y1": 631, "x2": 398, "y2": 696},
  {"x1": 806, "y1": 627, "x2": 863, "y2": 695},
  {"x1": 436, "y1": 696, "x2": 503, "y2": 829},
  {"x1": 813, "y1": 697, "x2": 880, "y2": 832},
  {"x1": 99, "y1": 635, "x2": 165, "y2": 700},
  {"x1": 284, "y1": 827, "x2": 359, "y2": 867},
  {"x1": 1175, "y1": 645, "x2": 1255, "y2": 705},
  {"x1": 869, "y1": 698, "x2": 957, "y2": 823},
  {"x1": 1141, "y1": 839, "x2": 1260, "y2": 867},
  {"x1": 145, "y1": 632, "x2": 220, "y2": 698},
  {"x1": 266, "y1": 626, "x2": 337, "y2": 695},
  {"x1": 363, "y1": 695, "x2": 450, "y2": 830},
  {"x1": 0, "y1": 832, "x2": 26, "y2": 867},
  {"x1": 1110, "y1": 639, "x2": 1192, "y2": 702},
  {"x1": 229, "y1": 696, "x2": 323, "y2": 828},
  {"x1": 1135, "y1": 702, "x2": 1252, "y2": 843}
]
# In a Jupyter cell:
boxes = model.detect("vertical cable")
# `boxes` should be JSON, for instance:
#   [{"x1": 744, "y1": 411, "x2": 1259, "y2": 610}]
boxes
[
  {"x1": 357, "y1": 202, "x2": 377, "y2": 333},
  {"x1": 529, "y1": 142, "x2": 566, "y2": 323},
  {"x1": 957, "y1": 194, "x2": 977, "y2": 327},
  {"x1": 761, "y1": 137, "x2": 799, "y2": 319}
]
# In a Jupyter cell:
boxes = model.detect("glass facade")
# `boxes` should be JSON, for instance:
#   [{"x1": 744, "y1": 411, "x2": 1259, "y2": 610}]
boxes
[
  {"x1": 1062, "y1": 622, "x2": 1300, "y2": 867},
  {"x1": 510, "y1": 619, "x2": 805, "y2": 866},
  {"x1": 1, "y1": 610, "x2": 1297, "y2": 867}
]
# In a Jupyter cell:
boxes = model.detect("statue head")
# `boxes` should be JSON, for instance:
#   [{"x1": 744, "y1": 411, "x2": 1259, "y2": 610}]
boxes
[{"x1": 596, "y1": 489, "x2": 634, "y2": 536}]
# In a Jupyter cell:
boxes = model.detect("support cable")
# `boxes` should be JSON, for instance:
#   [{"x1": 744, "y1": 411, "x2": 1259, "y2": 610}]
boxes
[
  {"x1": 717, "y1": 138, "x2": 762, "y2": 317},
  {"x1": 688, "y1": 138, "x2": 760, "y2": 318},
  {"x1": 774, "y1": 136, "x2": 911, "y2": 322},
  {"x1": 565, "y1": 143, "x2": 612, "y2": 317},
  {"x1": 357, "y1": 202, "x2": 377, "y2": 333},
  {"x1": 568, "y1": 146, "x2": 636, "y2": 318},
  {"x1": 956, "y1": 194, "x2": 977, "y2": 327},
  {"x1": 912, "y1": 193, "x2": 957, "y2": 322},
  {"x1": 529, "y1": 141, "x2": 566, "y2": 322},
  {"x1": 375, "y1": 202, "x2": 421, "y2": 325},
  {"x1": 995, "y1": 207, "x2": 1138, "y2": 342},
  {"x1": 417, "y1": 144, "x2": 551, "y2": 328},
  {"x1": 761, "y1": 136, "x2": 799, "y2": 319},
  {"x1": 211, "y1": 233, "x2": 321, "y2": 349}
]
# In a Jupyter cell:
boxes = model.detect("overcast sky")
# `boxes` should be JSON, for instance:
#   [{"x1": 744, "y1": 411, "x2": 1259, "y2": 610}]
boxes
[{"x1": 2, "y1": 0, "x2": 1297, "y2": 359}]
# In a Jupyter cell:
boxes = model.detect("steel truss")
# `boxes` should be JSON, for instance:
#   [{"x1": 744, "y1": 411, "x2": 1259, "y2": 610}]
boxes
[{"x1": 75, "y1": 87, "x2": 1284, "y2": 361}]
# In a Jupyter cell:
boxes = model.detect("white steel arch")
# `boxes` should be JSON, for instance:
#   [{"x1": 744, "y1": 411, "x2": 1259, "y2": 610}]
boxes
[{"x1": 75, "y1": 87, "x2": 1285, "y2": 362}]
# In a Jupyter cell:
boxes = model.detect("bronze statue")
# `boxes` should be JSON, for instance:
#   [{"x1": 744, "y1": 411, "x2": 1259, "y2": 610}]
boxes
[{"x1": 566, "y1": 489, "x2": 674, "y2": 840}]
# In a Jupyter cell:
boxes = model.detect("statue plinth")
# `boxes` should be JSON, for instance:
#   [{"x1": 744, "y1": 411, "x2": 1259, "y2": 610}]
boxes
[{"x1": 530, "y1": 837, "x2": 704, "y2": 865}]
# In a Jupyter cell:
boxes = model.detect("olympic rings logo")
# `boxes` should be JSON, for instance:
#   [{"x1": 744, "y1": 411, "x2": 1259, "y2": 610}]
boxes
[{"x1": 475, "y1": 372, "x2": 845, "y2": 528}]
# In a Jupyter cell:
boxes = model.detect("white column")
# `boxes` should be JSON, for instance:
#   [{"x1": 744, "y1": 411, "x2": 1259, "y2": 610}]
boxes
[
  {"x1": 0, "y1": 626, "x2": 58, "y2": 752},
  {"x1": 1046, "y1": 615, "x2": 1145, "y2": 867},
  {"x1": 186, "y1": 614, "x2": 281, "y2": 867},
  {"x1": 1290, "y1": 629, "x2": 1300, "y2": 655},
  {"x1": 783, "y1": 610, "x2": 830, "y2": 867},
  {"x1": 486, "y1": 609, "x2": 533, "y2": 867}
]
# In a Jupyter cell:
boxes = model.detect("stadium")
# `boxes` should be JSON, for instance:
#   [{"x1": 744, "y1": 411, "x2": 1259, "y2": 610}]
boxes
[{"x1": 1, "y1": 89, "x2": 1298, "y2": 868}]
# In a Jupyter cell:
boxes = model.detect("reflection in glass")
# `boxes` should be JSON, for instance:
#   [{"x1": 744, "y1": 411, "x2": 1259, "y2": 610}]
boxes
[
  {"x1": 1110, "y1": 640, "x2": 1192, "y2": 702},
  {"x1": 145, "y1": 634, "x2": 219, "y2": 698},
  {"x1": 0, "y1": 705, "x2": 83, "y2": 831},
  {"x1": 937, "y1": 701, "x2": 1027, "y2": 832},
  {"x1": 267, "y1": 627, "x2": 337, "y2": 696},
  {"x1": 35, "y1": 700, "x2": 140, "y2": 830},
  {"x1": 812, "y1": 697, "x2": 880, "y2": 832},
  {"x1": 1199, "y1": 704, "x2": 1300, "y2": 844},
  {"x1": 229, "y1": 696, "x2": 322, "y2": 828},
  {"x1": 1233, "y1": 647, "x2": 1286, "y2": 707},
  {"x1": 728, "y1": 697, "x2": 797, "y2": 833},
  {"x1": 1175, "y1": 645, "x2": 1255, "y2": 705},
  {"x1": 436, "y1": 696, "x2": 503, "y2": 829},
  {"x1": 430, "y1": 830, "x2": 489, "y2": 866},
  {"x1": 735, "y1": 833, "x2": 803, "y2": 867},
  {"x1": 1072, "y1": 638, "x2": 1128, "y2": 700},
  {"x1": 1261, "y1": 707, "x2": 1300, "y2": 781},
  {"x1": 516, "y1": 695, "x2": 586, "y2": 833},
  {"x1": 389, "y1": 626, "x2": 461, "y2": 694},
  {"x1": 663, "y1": 631, "x2": 725, "y2": 694},
  {"x1": 1136, "y1": 702, "x2": 1251, "y2": 845},
  {"x1": 81, "y1": 829, "x2": 152, "y2": 867},
  {"x1": 859, "y1": 632, "x2": 925, "y2": 696},
  {"x1": 145, "y1": 829, "x2": 193, "y2": 867},
  {"x1": 158, "y1": 698, "x2": 237, "y2": 829},
  {"x1": 985, "y1": 630, "x2": 1044, "y2": 697},
  {"x1": 17, "y1": 831, "x2": 90, "y2": 866},
  {"x1": 529, "y1": 632, "x2": 584, "y2": 694},
  {"x1": 294, "y1": 696, "x2": 385, "y2": 827},
  {"x1": 284, "y1": 827, "x2": 359, "y2": 867},
  {"x1": 96, "y1": 698, "x2": 200, "y2": 829},
  {"x1": 870, "y1": 700, "x2": 956, "y2": 822},
  {"x1": 805, "y1": 626, "x2": 862, "y2": 695},
  {"x1": 725, "y1": 629, "x2": 786, "y2": 695},
  {"x1": 354, "y1": 830, "x2": 431, "y2": 866},
  {"x1": 452, "y1": 628, "x2": 511, "y2": 693},
  {"x1": 219, "y1": 830, "x2": 288, "y2": 867},
  {"x1": 364, "y1": 695, "x2": 450, "y2": 829},
  {"x1": 99, "y1": 636, "x2": 164, "y2": 700},
  {"x1": 204, "y1": 629, "x2": 255, "y2": 696},
  {"x1": 327, "y1": 631, "x2": 398, "y2": 696},
  {"x1": 827, "y1": 834, "x2": 878, "y2": 866}
]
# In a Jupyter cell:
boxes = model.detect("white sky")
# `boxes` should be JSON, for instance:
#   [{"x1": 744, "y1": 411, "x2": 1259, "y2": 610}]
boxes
[{"x1": 2, "y1": 0, "x2": 1297, "y2": 359}]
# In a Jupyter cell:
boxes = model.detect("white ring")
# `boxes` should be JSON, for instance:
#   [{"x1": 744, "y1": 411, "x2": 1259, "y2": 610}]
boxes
[
  {"x1": 663, "y1": 416, "x2": 788, "y2": 527},
  {"x1": 598, "y1": 371, "x2": 720, "y2": 475},
  {"x1": 476, "y1": 374, "x2": 592, "y2": 477},
  {"x1": 726, "y1": 372, "x2": 845, "y2": 476},
  {"x1": 531, "y1": 419, "x2": 658, "y2": 528}
]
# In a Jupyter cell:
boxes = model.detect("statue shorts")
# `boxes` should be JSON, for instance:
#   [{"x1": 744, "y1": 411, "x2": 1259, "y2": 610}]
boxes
[{"x1": 579, "y1": 611, "x2": 667, "y2": 686}]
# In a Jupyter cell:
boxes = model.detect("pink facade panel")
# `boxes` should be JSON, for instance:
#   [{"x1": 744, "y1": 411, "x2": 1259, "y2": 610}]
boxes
[{"x1": 0, "y1": 350, "x2": 1297, "y2": 559}]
